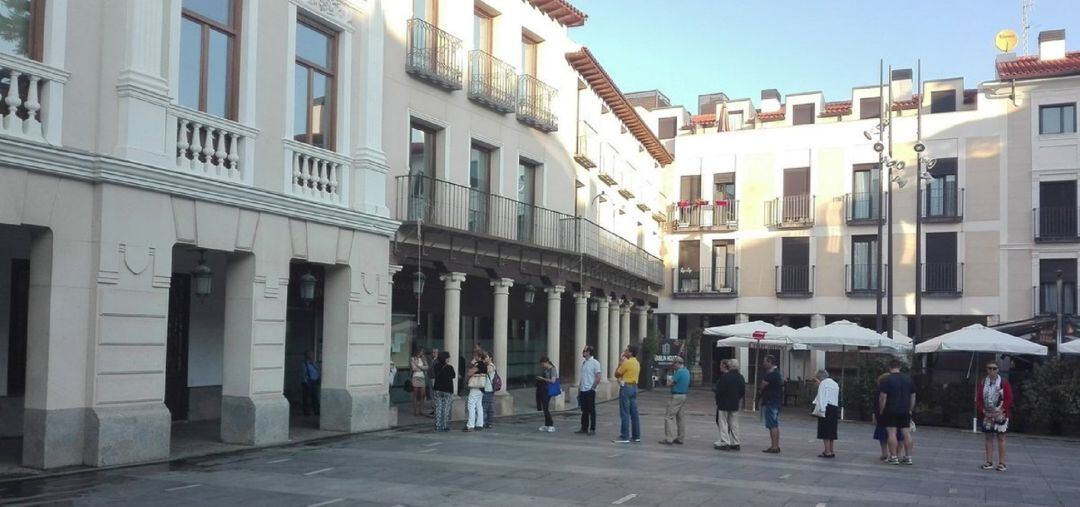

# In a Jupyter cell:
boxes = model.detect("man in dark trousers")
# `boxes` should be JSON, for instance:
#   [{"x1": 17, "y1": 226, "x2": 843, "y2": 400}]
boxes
[
  {"x1": 879, "y1": 359, "x2": 916, "y2": 465},
  {"x1": 759, "y1": 355, "x2": 783, "y2": 453},
  {"x1": 300, "y1": 350, "x2": 321, "y2": 416},
  {"x1": 714, "y1": 359, "x2": 746, "y2": 451}
]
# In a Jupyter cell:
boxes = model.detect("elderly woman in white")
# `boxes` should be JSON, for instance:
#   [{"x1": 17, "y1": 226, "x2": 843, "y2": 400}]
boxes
[{"x1": 811, "y1": 369, "x2": 840, "y2": 458}]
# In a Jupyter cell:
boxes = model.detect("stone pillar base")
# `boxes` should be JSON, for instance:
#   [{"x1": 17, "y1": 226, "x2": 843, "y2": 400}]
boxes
[
  {"x1": 86, "y1": 403, "x2": 170, "y2": 467},
  {"x1": 22, "y1": 407, "x2": 87, "y2": 469},
  {"x1": 221, "y1": 395, "x2": 289, "y2": 446},
  {"x1": 494, "y1": 393, "x2": 514, "y2": 416},
  {"x1": 320, "y1": 389, "x2": 393, "y2": 433},
  {"x1": 567, "y1": 387, "x2": 580, "y2": 408}
]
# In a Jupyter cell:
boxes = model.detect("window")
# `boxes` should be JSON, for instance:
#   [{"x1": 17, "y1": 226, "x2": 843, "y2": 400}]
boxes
[
  {"x1": 859, "y1": 97, "x2": 881, "y2": 120},
  {"x1": 1040, "y1": 259, "x2": 1077, "y2": 315},
  {"x1": 925, "y1": 232, "x2": 958, "y2": 293},
  {"x1": 924, "y1": 158, "x2": 958, "y2": 218},
  {"x1": 851, "y1": 164, "x2": 880, "y2": 220},
  {"x1": 658, "y1": 117, "x2": 677, "y2": 139},
  {"x1": 179, "y1": 0, "x2": 240, "y2": 119},
  {"x1": 407, "y1": 122, "x2": 437, "y2": 220},
  {"x1": 780, "y1": 237, "x2": 810, "y2": 293},
  {"x1": 850, "y1": 235, "x2": 878, "y2": 292},
  {"x1": 713, "y1": 173, "x2": 735, "y2": 201},
  {"x1": 930, "y1": 90, "x2": 956, "y2": 114},
  {"x1": 782, "y1": 167, "x2": 811, "y2": 222},
  {"x1": 413, "y1": 0, "x2": 437, "y2": 22},
  {"x1": 521, "y1": 33, "x2": 538, "y2": 77},
  {"x1": 0, "y1": 0, "x2": 43, "y2": 60},
  {"x1": 792, "y1": 104, "x2": 815, "y2": 125},
  {"x1": 711, "y1": 240, "x2": 735, "y2": 292},
  {"x1": 293, "y1": 19, "x2": 336, "y2": 150},
  {"x1": 517, "y1": 160, "x2": 537, "y2": 242},
  {"x1": 1038, "y1": 180, "x2": 1078, "y2": 239},
  {"x1": 679, "y1": 175, "x2": 701, "y2": 202},
  {"x1": 1040, "y1": 103, "x2": 1077, "y2": 135},
  {"x1": 468, "y1": 143, "x2": 492, "y2": 232},
  {"x1": 728, "y1": 111, "x2": 743, "y2": 130},
  {"x1": 473, "y1": 7, "x2": 492, "y2": 53},
  {"x1": 678, "y1": 240, "x2": 701, "y2": 292}
]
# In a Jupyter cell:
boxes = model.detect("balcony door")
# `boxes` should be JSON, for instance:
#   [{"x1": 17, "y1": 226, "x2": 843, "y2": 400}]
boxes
[
  {"x1": 851, "y1": 235, "x2": 878, "y2": 291},
  {"x1": 783, "y1": 167, "x2": 810, "y2": 222},
  {"x1": 1040, "y1": 259, "x2": 1077, "y2": 315},
  {"x1": 521, "y1": 34, "x2": 538, "y2": 78},
  {"x1": 408, "y1": 123, "x2": 436, "y2": 221},
  {"x1": 469, "y1": 144, "x2": 492, "y2": 233},
  {"x1": 516, "y1": 160, "x2": 536, "y2": 242},
  {"x1": 411, "y1": 0, "x2": 439, "y2": 74},
  {"x1": 713, "y1": 173, "x2": 735, "y2": 225},
  {"x1": 712, "y1": 240, "x2": 735, "y2": 292},
  {"x1": 925, "y1": 158, "x2": 958, "y2": 218},
  {"x1": 925, "y1": 232, "x2": 957, "y2": 292},
  {"x1": 852, "y1": 164, "x2": 879, "y2": 220},
  {"x1": 1039, "y1": 180, "x2": 1077, "y2": 239},
  {"x1": 679, "y1": 175, "x2": 701, "y2": 225},
  {"x1": 678, "y1": 240, "x2": 700, "y2": 292},
  {"x1": 781, "y1": 237, "x2": 810, "y2": 293}
]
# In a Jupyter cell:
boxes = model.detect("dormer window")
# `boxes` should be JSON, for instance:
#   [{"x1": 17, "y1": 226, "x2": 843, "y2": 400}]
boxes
[
  {"x1": 930, "y1": 90, "x2": 956, "y2": 113},
  {"x1": 793, "y1": 104, "x2": 815, "y2": 125},
  {"x1": 728, "y1": 111, "x2": 743, "y2": 130},
  {"x1": 859, "y1": 97, "x2": 881, "y2": 120}
]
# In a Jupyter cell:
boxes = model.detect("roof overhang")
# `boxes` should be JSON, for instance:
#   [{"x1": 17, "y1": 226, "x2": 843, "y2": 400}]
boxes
[{"x1": 525, "y1": 0, "x2": 587, "y2": 28}]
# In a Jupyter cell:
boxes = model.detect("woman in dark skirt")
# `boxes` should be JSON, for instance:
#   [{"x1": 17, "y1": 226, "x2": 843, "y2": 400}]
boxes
[{"x1": 812, "y1": 369, "x2": 840, "y2": 458}]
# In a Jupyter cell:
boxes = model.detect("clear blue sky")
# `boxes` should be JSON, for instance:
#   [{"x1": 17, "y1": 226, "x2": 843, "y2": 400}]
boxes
[{"x1": 571, "y1": 0, "x2": 1079, "y2": 112}]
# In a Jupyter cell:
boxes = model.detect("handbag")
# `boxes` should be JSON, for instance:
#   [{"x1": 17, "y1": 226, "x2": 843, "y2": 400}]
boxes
[
  {"x1": 467, "y1": 374, "x2": 487, "y2": 389},
  {"x1": 492, "y1": 371, "x2": 503, "y2": 392},
  {"x1": 403, "y1": 376, "x2": 413, "y2": 393},
  {"x1": 547, "y1": 378, "x2": 562, "y2": 398},
  {"x1": 811, "y1": 403, "x2": 825, "y2": 418}
]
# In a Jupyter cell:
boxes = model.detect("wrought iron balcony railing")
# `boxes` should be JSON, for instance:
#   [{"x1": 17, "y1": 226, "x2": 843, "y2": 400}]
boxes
[
  {"x1": 1034, "y1": 207, "x2": 1080, "y2": 243},
  {"x1": 517, "y1": 74, "x2": 557, "y2": 132},
  {"x1": 467, "y1": 50, "x2": 516, "y2": 114},
  {"x1": 765, "y1": 195, "x2": 815, "y2": 228},
  {"x1": 395, "y1": 175, "x2": 662, "y2": 284},
  {"x1": 922, "y1": 262, "x2": 964, "y2": 296},
  {"x1": 673, "y1": 267, "x2": 738, "y2": 297},
  {"x1": 667, "y1": 201, "x2": 738, "y2": 232},
  {"x1": 406, "y1": 18, "x2": 463, "y2": 90},
  {"x1": 921, "y1": 185, "x2": 963, "y2": 223},
  {"x1": 776, "y1": 265, "x2": 814, "y2": 297},
  {"x1": 844, "y1": 192, "x2": 883, "y2": 225},
  {"x1": 845, "y1": 263, "x2": 886, "y2": 296}
]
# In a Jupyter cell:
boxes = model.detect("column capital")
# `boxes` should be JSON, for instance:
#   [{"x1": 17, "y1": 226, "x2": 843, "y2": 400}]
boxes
[
  {"x1": 440, "y1": 272, "x2": 466, "y2": 288},
  {"x1": 634, "y1": 304, "x2": 650, "y2": 314},
  {"x1": 596, "y1": 296, "x2": 610, "y2": 308},
  {"x1": 619, "y1": 302, "x2": 632, "y2": 314},
  {"x1": 388, "y1": 265, "x2": 403, "y2": 278},
  {"x1": 574, "y1": 290, "x2": 591, "y2": 300},
  {"x1": 545, "y1": 284, "x2": 565, "y2": 295},
  {"x1": 490, "y1": 277, "x2": 514, "y2": 292}
]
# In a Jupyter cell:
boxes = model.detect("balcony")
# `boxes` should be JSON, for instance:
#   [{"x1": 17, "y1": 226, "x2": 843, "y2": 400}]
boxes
[
  {"x1": 1034, "y1": 207, "x2": 1080, "y2": 243},
  {"x1": 284, "y1": 139, "x2": 349, "y2": 205},
  {"x1": 517, "y1": 75, "x2": 557, "y2": 133},
  {"x1": 765, "y1": 195, "x2": 815, "y2": 228},
  {"x1": 467, "y1": 50, "x2": 516, "y2": 114},
  {"x1": 922, "y1": 262, "x2": 963, "y2": 297},
  {"x1": 844, "y1": 192, "x2": 883, "y2": 225},
  {"x1": 170, "y1": 105, "x2": 256, "y2": 184},
  {"x1": 667, "y1": 201, "x2": 738, "y2": 232},
  {"x1": 395, "y1": 175, "x2": 662, "y2": 285},
  {"x1": 574, "y1": 121, "x2": 598, "y2": 169},
  {"x1": 921, "y1": 186, "x2": 963, "y2": 223},
  {"x1": 406, "y1": 18, "x2": 463, "y2": 91},
  {"x1": 776, "y1": 265, "x2": 814, "y2": 297},
  {"x1": 0, "y1": 52, "x2": 68, "y2": 144},
  {"x1": 845, "y1": 263, "x2": 885, "y2": 297},
  {"x1": 673, "y1": 267, "x2": 738, "y2": 298}
]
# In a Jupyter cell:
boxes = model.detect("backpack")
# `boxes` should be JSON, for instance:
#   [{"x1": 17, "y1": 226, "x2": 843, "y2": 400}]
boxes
[{"x1": 492, "y1": 371, "x2": 503, "y2": 391}]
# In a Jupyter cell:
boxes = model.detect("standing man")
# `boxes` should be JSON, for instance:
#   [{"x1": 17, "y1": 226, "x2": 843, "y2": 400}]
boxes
[
  {"x1": 714, "y1": 359, "x2": 746, "y2": 451},
  {"x1": 300, "y1": 350, "x2": 321, "y2": 416},
  {"x1": 759, "y1": 355, "x2": 782, "y2": 453},
  {"x1": 576, "y1": 346, "x2": 603, "y2": 435},
  {"x1": 660, "y1": 356, "x2": 690, "y2": 445},
  {"x1": 612, "y1": 345, "x2": 641, "y2": 444},
  {"x1": 879, "y1": 359, "x2": 916, "y2": 465}
]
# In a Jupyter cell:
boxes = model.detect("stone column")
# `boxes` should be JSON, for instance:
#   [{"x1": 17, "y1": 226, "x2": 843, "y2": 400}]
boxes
[
  {"x1": 351, "y1": 0, "x2": 391, "y2": 216},
  {"x1": 810, "y1": 314, "x2": 826, "y2": 375},
  {"x1": 891, "y1": 315, "x2": 908, "y2": 337},
  {"x1": 619, "y1": 303, "x2": 631, "y2": 354},
  {"x1": 596, "y1": 296, "x2": 611, "y2": 392},
  {"x1": 608, "y1": 300, "x2": 621, "y2": 381},
  {"x1": 573, "y1": 291, "x2": 590, "y2": 385},
  {"x1": 491, "y1": 278, "x2": 513, "y2": 396},
  {"x1": 635, "y1": 306, "x2": 648, "y2": 346},
  {"x1": 441, "y1": 273, "x2": 465, "y2": 394},
  {"x1": 545, "y1": 285, "x2": 564, "y2": 372},
  {"x1": 667, "y1": 313, "x2": 679, "y2": 340},
  {"x1": 115, "y1": 0, "x2": 171, "y2": 166}
]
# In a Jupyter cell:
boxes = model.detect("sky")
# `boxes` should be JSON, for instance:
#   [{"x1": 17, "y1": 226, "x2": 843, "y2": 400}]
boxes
[{"x1": 570, "y1": 0, "x2": 1080, "y2": 112}]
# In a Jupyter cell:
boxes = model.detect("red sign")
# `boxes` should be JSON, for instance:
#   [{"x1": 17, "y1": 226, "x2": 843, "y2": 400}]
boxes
[{"x1": 752, "y1": 330, "x2": 766, "y2": 340}]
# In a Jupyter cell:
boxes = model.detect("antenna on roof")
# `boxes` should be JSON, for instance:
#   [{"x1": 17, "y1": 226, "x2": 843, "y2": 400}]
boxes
[{"x1": 1021, "y1": 0, "x2": 1035, "y2": 55}]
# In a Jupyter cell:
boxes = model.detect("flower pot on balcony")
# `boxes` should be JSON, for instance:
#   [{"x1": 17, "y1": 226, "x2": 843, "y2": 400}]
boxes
[
  {"x1": 677, "y1": 200, "x2": 691, "y2": 208},
  {"x1": 696, "y1": 199, "x2": 709, "y2": 206},
  {"x1": 715, "y1": 200, "x2": 729, "y2": 207}
]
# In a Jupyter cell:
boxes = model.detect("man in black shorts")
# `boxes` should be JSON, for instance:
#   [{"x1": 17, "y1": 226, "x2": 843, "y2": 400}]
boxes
[{"x1": 878, "y1": 359, "x2": 915, "y2": 465}]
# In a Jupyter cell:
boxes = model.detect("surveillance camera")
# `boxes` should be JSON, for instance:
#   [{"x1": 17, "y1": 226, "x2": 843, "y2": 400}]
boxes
[
  {"x1": 873, "y1": 142, "x2": 885, "y2": 153},
  {"x1": 863, "y1": 131, "x2": 873, "y2": 141},
  {"x1": 913, "y1": 142, "x2": 925, "y2": 153}
]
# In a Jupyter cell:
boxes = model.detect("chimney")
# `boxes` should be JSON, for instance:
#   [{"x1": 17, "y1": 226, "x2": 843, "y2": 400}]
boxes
[
  {"x1": 760, "y1": 89, "x2": 781, "y2": 113},
  {"x1": 1039, "y1": 29, "x2": 1066, "y2": 60},
  {"x1": 890, "y1": 68, "x2": 913, "y2": 102}
]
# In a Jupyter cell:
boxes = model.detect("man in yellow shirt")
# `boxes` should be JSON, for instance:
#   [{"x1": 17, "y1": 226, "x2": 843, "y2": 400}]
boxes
[{"x1": 613, "y1": 345, "x2": 641, "y2": 443}]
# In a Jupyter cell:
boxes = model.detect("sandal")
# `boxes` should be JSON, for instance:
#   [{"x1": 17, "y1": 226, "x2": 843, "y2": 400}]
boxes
[
  {"x1": 981, "y1": 461, "x2": 994, "y2": 470},
  {"x1": 996, "y1": 463, "x2": 1007, "y2": 472}
]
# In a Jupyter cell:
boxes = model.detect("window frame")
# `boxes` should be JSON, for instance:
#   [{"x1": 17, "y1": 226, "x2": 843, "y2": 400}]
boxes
[
  {"x1": 859, "y1": 96, "x2": 881, "y2": 120},
  {"x1": 521, "y1": 32, "x2": 539, "y2": 77},
  {"x1": 792, "y1": 103, "x2": 815, "y2": 125},
  {"x1": 1039, "y1": 103, "x2": 1077, "y2": 135},
  {"x1": 930, "y1": 89, "x2": 956, "y2": 114},
  {"x1": 293, "y1": 16, "x2": 338, "y2": 150},
  {"x1": 179, "y1": 0, "x2": 243, "y2": 120},
  {"x1": 658, "y1": 116, "x2": 677, "y2": 139}
]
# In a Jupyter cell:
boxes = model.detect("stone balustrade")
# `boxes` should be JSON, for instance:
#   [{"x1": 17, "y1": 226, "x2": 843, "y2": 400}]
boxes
[
  {"x1": 284, "y1": 139, "x2": 349, "y2": 205},
  {"x1": 171, "y1": 105, "x2": 256, "y2": 184},
  {"x1": 0, "y1": 53, "x2": 68, "y2": 144}
]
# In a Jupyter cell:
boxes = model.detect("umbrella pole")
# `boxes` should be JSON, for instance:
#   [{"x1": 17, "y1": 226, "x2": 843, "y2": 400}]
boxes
[
  {"x1": 840, "y1": 345, "x2": 846, "y2": 420},
  {"x1": 752, "y1": 342, "x2": 760, "y2": 412},
  {"x1": 966, "y1": 351, "x2": 976, "y2": 433}
]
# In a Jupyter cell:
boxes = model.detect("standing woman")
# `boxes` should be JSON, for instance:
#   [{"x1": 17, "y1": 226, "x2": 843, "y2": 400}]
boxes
[
  {"x1": 482, "y1": 352, "x2": 496, "y2": 428},
  {"x1": 431, "y1": 351, "x2": 455, "y2": 432},
  {"x1": 463, "y1": 352, "x2": 488, "y2": 431},
  {"x1": 410, "y1": 347, "x2": 429, "y2": 417},
  {"x1": 536, "y1": 357, "x2": 559, "y2": 432},
  {"x1": 812, "y1": 369, "x2": 840, "y2": 458},
  {"x1": 872, "y1": 372, "x2": 902, "y2": 460},
  {"x1": 976, "y1": 360, "x2": 1012, "y2": 472}
]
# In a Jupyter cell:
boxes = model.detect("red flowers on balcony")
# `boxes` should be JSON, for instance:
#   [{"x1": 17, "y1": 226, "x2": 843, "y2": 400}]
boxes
[
  {"x1": 696, "y1": 199, "x2": 709, "y2": 206},
  {"x1": 677, "y1": 200, "x2": 691, "y2": 208},
  {"x1": 715, "y1": 200, "x2": 729, "y2": 207}
]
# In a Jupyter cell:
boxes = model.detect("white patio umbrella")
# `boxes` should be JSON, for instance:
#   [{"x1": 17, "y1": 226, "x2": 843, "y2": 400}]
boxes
[
  {"x1": 1060, "y1": 338, "x2": 1080, "y2": 355},
  {"x1": 873, "y1": 331, "x2": 914, "y2": 355},
  {"x1": 714, "y1": 336, "x2": 807, "y2": 350},
  {"x1": 706, "y1": 321, "x2": 795, "y2": 410},
  {"x1": 788, "y1": 320, "x2": 891, "y2": 418}
]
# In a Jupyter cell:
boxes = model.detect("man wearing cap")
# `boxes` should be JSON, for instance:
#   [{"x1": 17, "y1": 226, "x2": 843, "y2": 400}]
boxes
[{"x1": 659, "y1": 356, "x2": 690, "y2": 445}]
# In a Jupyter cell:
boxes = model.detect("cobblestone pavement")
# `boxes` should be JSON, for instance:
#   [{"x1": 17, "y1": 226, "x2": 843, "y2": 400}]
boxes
[{"x1": 0, "y1": 389, "x2": 1075, "y2": 506}]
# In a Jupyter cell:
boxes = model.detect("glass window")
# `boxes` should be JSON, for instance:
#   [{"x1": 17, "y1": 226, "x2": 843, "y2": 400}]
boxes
[
  {"x1": 407, "y1": 123, "x2": 437, "y2": 221},
  {"x1": 658, "y1": 117, "x2": 677, "y2": 139},
  {"x1": 468, "y1": 144, "x2": 492, "y2": 233},
  {"x1": 0, "y1": 0, "x2": 38, "y2": 59},
  {"x1": 293, "y1": 19, "x2": 336, "y2": 149},
  {"x1": 792, "y1": 104, "x2": 815, "y2": 125},
  {"x1": 413, "y1": 0, "x2": 437, "y2": 22},
  {"x1": 517, "y1": 160, "x2": 537, "y2": 242},
  {"x1": 930, "y1": 90, "x2": 956, "y2": 114},
  {"x1": 179, "y1": 0, "x2": 239, "y2": 119},
  {"x1": 1040, "y1": 103, "x2": 1077, "y2": 135},
  {"x1": 728, "y1": 111, "x2": 743, "y2": 130},
  {"x1": 851, "y1": 235, "x2": 878, "y2": 291},
  {"x1": 859, "y1": 97, "x2": 881, "y2": 119},
  {"x1": 521, "y1": 34, "x2": 538, "y2": 77},
  {"x1": 473, "y1": 8, "x2": 492, "y2": 53}
]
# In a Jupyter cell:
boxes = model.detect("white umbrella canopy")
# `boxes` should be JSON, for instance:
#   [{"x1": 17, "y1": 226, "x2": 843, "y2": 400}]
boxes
[
  {"x1": 1058, "y1": 338, "x2": 1080, "y2": 355},
  {"x1": 872, "y1": 331, "x2": 914, "y2": 355},
  {"x1": 704, "y1": 321, "x2": 793, "y2": 339},
  {"x1": 915, "y1": 324, "x2": 1048, "y2": 355},
  {"x1": 714, "y1": 336, "x2": 808, "y2": 350},
  {"x1": 789, "y1": 320, "x2": 887, "y2": 350}
]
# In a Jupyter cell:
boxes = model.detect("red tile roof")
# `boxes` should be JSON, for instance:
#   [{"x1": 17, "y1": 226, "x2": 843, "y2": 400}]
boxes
[
  {"x1": 566, "y1": 48, "x2": 673, "y2": 166},
  {"x1": 819, "y1": 101, "x2": 852, "y2": 117},
  {"x1": 755, "y1": 108, "x2": 785, "y2": 122},
  {"x1": 891, "y1": 94, "x2": 919, "y2": 111},
  {"x1": 526, "y1": 0, "x2": 587, "y2": 28},
  {"x1": 996, "y1": 51, "x2": 1080, "y2": 80},
  {"x1": 690, "y1": 113, "x2": 715, "y2": 125}
]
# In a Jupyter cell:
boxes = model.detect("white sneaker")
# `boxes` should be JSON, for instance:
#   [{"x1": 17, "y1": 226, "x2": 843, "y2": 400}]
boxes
[
  {"x1": 538, "y1": 426, "x2": 549, "y2": 432},
  {"x1": 547, "y1": 426, "x2": 556, "y2": 433}
]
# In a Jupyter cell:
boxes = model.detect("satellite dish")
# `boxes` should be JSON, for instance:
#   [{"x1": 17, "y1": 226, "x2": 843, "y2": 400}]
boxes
[{"x1": 995, "y1": 29, "x2": 1019, "y2": 53}]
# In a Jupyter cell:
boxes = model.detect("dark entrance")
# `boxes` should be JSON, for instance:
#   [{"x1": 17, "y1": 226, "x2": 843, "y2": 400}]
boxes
[
  {"x1": 6, "y1": 259, "x2": 29, "y2": 397},
  {"x1": 165, "y1": 273, "x2": 191, "y2": 421},
  {"x1": 284, "y1": 263, "x2": 325, "y2": 420}
]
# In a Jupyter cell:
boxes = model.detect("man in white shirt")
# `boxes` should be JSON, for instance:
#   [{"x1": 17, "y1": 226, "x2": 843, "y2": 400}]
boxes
[{"x1": 576, "y1": 346, "x2": 603, "y2": 435}]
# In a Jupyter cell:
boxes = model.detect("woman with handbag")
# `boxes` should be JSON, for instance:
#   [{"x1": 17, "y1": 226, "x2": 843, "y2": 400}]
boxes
[
  {"x1": 976, "y1": 360, "x2": 1012, "y2": 472},
  {"x1": 811, "y1": 369, "x2": 839, "y2": 458},
  {"x1": 463, "y1": 352, "x2": 489, "y2": 431},
  {"x1": 431, "y1": 351, "x2": 455, "y2": 432},
  {"x1": 536, "y1": 357, "x2": 560, "y2": 432}
]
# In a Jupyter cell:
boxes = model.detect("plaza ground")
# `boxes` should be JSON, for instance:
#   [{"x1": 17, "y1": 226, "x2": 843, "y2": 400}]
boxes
[{"x1": 0, "y1": 390, "x2": 1075, "y2": 506}]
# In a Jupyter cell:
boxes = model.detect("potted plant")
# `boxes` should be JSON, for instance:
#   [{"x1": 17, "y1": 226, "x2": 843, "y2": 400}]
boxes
[{"x1": 677, "y1": 200, "x2": 691, "y2": 208}]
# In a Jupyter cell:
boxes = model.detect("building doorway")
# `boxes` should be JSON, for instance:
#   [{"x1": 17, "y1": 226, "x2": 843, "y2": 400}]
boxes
[{"x1": 284, "y1": 262, "x2": 324, "y2": 430}]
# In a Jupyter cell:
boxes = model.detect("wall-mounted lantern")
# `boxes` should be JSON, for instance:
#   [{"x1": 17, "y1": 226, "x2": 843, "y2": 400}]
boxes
[
  {"x1": 299, "y1": 271, "x2": 318, "y2": 305},
  {"x1": 191, "y1": 250, "x2": 212, "y2": 301}
]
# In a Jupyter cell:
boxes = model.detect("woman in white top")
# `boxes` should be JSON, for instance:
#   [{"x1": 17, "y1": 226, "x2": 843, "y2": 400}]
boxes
[
  {"x1": 410, "y1": 347, "x2": 429, "y2": 417},
  {"x1": 812, "y1": 369, "x2": 840, "y2": 458}
]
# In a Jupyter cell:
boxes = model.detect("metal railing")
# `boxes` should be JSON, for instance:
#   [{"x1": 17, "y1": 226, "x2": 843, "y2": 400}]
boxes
[
  {"x1": 845, "y1": 263, "x2": 885, "y2": 296},
  {"x1": 775, "y1": 265, "x2": 814, "y2": 296},
  {"x1": 922, "y1": 262, "x2": 964, "y2": 296},
  {"x1": 765, "y1": 195, "x2": 815, "y2": 228},
  {"x1": 667, "y1": 202, "x2": 738, "y2": 232},
  {"x1": 673, "y1": 267, "x2": 738, "y2": 296},
  {"x1": 517, "y1": 74, "x2": 557, "y2": 132},
  {"x1": 467, "y1": 50, "x2": 516, "y2": 113},
  {"x1": 406, "y1": 18, "x2": 462, "y2": 90},
  {"x1": 921, "y1": 185, "x2": 963, "y2": 222},
  {"x1": 844, "y1": 192, "x2": 882, "y2": 224},
  {"x1": 1033, "y1": 207, "x2": 1080, "y2": 242},
  {"x1": 395, "y1": 175, "x2": 662, "y2": 284}
]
